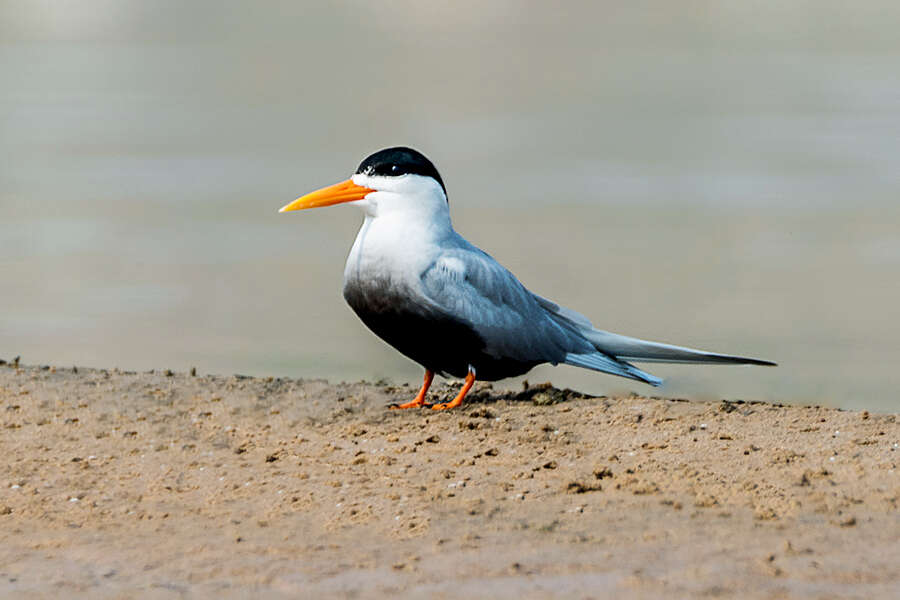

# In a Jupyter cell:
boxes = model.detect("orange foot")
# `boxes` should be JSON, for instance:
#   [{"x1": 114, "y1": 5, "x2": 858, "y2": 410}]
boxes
[
  {"x1": 389, "y1": 370, "x2": 434, "y2": 410},
  {"x1": 431, "y1": 370, "x2": 476, "y2": 411}
]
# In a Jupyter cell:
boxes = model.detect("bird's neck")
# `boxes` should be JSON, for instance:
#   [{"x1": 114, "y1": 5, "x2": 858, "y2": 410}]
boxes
[{"x1": 344, "y1": 208, "x2": 454, "y2": 289}]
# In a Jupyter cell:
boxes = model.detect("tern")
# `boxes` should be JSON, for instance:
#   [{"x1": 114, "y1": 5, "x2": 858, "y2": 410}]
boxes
[{"x1": 280, "y1": 147, "x2": 774, "y2": 410}]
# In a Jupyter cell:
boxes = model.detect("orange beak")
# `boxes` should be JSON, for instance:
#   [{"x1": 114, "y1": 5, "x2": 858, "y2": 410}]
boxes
[{"x1": 278, "y1": 179, "x2": 375, "y2": 213}]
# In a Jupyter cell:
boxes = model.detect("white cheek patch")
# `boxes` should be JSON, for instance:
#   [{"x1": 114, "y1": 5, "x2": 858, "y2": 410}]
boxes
[
  {"x1": 352, "y1": 173, "x2": 376, "y2": 189},
  {"x1": 353, "y1": 173, "x2": 444, "y2": 199},
  {"x1": 352, "y1": 173, "x2": 402, "y2": 192}
]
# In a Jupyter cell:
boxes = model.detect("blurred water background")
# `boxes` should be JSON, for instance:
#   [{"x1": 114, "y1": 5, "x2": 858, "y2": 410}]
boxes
[{"x1": 2, "y1": 1, "x2": 899, "y2": 410}]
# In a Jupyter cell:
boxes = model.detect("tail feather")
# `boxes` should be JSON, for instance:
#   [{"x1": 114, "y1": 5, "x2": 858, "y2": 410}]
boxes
[
  {"x1": 583, "y1": 330, "x2": 777, "y2": 366},
  {"x1": 534, "y1": 294, "x2": 775, "y2": 386},
  {"x1": 564, "y1": 352, "x2": 663, "y2": 387}
]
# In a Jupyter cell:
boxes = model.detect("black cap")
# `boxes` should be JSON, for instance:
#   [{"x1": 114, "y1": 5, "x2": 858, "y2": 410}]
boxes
[{"x1": 356, "y1": 147, "x2": 446, "y2": 195}]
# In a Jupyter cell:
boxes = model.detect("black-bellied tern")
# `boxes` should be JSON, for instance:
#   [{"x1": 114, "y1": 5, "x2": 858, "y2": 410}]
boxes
[{"x1": 279, "y1": 147, "x2": 774, "y2": 410}]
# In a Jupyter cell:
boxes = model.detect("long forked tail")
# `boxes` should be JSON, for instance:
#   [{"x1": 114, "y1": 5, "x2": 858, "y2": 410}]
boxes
[
  {"x1": 583, "y1": 329, "x2": 777, "y2": 366},
  {"x1": 564, "y1": 352, "x2": 664, "y2": 387},
  {"x1": 534, "y1": 294, "x2": 776, "y2": 387},
  {"x1": 564, "y1": 330, "x2": 775, "y2": 388}
]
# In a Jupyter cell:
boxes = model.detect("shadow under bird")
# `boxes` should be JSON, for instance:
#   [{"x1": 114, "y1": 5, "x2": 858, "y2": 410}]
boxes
[{"x1": 279, "y1": 147, "x2": 775, "y2": 410}]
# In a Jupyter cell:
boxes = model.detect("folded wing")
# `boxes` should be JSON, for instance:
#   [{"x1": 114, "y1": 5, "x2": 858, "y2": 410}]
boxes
[{"x1": 419, "y1": 242, "x2": 666, "y2": 385}]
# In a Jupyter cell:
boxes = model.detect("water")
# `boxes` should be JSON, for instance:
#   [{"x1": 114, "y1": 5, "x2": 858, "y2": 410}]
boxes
[{"x1": 2, "y1": 1, "x2": 899, "y2": 410}]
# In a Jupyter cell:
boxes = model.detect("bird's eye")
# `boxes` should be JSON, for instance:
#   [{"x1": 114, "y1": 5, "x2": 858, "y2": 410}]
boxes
[{"x1": 390, "y1": 164, "x2": 399, "y2": 173}]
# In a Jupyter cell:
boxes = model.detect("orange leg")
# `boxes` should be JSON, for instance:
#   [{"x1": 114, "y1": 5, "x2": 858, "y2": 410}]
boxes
[
  {"x1": 431, "y1": 369, "x2": 476, "y2": 411},
  {"x1": 390, "y1": 370, "x2": 434, "y2": 409}
]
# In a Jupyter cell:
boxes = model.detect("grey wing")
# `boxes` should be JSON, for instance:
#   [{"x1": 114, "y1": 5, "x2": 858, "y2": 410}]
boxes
[
  {"x1": 419, "y1": 244, "x2": 587, "y2": 365},
  {"x1": 419, "y1": 243, "x2": 663, "y2": 385}
]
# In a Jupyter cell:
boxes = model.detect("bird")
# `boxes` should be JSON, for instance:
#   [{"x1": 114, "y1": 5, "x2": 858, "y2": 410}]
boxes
[{"x1": 279, "y1": 147, "x2": 775, "y2": 410}]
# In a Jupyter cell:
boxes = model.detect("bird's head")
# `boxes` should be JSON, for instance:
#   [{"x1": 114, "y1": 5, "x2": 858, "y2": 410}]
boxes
[{"x1": 279, "y1": 147, "x2": 447, "y2": 218}]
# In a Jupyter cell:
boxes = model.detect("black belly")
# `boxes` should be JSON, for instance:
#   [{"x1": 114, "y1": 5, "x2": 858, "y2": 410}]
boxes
[{"x1": 343, "y1": 279, "x2": 541, "y2": 380}]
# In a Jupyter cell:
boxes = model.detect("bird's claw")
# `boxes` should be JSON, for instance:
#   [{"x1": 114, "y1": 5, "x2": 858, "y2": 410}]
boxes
[
  {"x1": 431, "y1": 401, "x2": 459, "y2": 411},
  {"x1": 389, "y1": 399, "x2": 426, "y2": 410}
]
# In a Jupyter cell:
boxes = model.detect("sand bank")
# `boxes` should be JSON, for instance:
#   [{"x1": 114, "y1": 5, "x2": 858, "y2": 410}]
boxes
[{"x1": 1, "y1": 364, "x2": 898, "y2": 598}]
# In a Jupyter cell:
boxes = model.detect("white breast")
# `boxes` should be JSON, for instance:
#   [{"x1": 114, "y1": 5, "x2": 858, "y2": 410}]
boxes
[
  {"x1": 343, "y1": 212, "x2": 447, "y2": 292},
  {"x1": 342, "y1": 172, "x2": 456, "y2": 292}
]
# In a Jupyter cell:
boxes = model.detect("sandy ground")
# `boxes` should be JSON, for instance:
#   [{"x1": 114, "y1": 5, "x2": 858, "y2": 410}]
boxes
[{"x1": 0, "y1": 363, "x2": 898, "y2": 599}]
